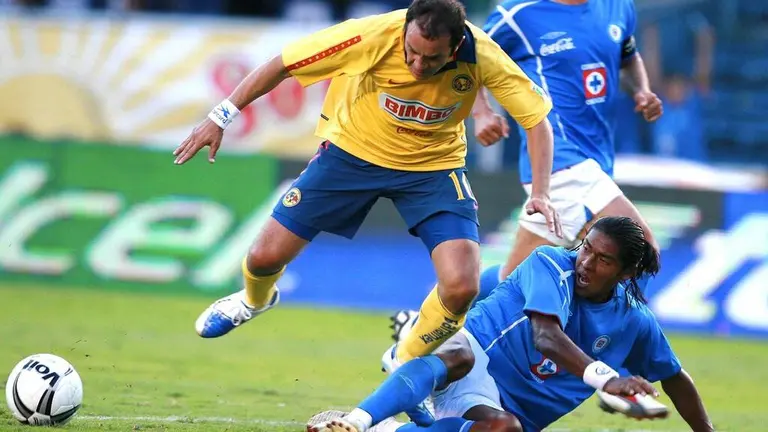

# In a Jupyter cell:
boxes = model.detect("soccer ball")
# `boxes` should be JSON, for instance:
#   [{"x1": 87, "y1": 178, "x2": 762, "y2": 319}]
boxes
[
  {"x1": 5, "y1": 353, "x2": 83, "y2": 426},
  {"x1": 389, "y1": 309, "x2": 419, "y2": 342}
]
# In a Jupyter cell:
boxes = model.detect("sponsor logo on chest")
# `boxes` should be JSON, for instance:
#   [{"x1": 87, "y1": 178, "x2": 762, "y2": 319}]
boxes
[
  {"x1": 379, "y1": 93, "x2": 461, "y2": 125},
  {"x1": 540, "y1": 37, "x2": 576, "y2": 56}
]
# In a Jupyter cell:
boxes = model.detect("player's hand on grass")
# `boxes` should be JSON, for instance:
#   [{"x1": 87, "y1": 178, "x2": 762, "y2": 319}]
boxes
[
  {"x1": 603, "y1": 375, "x2": 659, "y2": 398},
  {"x1": 474, "y1": 111, "x2": 510, "y2": 146},
  {"x1": 526, "y1": 195, "x2": 563, "y2": 239},
  {"x1": 633, "y1": 90, "x2": 663, "y2": 122},
  {"x1": 173, "y1": 119, "x2": 224, "y2": 165}
]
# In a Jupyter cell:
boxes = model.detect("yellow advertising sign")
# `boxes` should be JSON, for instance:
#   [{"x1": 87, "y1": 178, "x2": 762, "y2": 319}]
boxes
[{"x1": 0, "y1": 15, "x2": 330, "y2": 159}]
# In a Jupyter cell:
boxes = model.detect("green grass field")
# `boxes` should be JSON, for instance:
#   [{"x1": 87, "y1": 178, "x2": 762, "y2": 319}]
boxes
[{"x1": 1, "y1": 284, "x2": 766, "y2": 431}]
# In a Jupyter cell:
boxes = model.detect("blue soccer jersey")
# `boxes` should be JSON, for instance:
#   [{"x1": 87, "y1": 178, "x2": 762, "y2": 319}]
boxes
[
  {"x1": 484, "y1": 0, "x2": 639, "y2": 183},
  {"x1": 465, "y1": 246, "x2": 681, "y2": 431}
]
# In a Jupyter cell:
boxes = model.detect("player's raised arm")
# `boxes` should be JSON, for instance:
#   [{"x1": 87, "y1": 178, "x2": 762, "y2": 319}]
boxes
[
  {"x1": 173, "y1": 55, "x2": 291, "y2": 165},
  {"x1": 173, "y1": 15, "x2": 390, "y2": 165}
]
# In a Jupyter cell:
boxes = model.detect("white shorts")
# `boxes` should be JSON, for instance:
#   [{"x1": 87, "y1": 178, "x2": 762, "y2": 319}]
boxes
[
  {"x1": 520, "y1": 159, "x2": 623, "y2": 246},
  {"x1": 432, "y1": 328, "x2": 503, "y2": 419}
]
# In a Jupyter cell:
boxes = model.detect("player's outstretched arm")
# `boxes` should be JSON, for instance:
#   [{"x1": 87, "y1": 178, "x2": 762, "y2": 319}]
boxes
[
  {"x1": 530, "y1": 312, "x2": 657, "y2": 397},
  {"x1": 661, "y1": 369, "x2": 715, "y2": 431},
  {"x1": 523, "y1": 118, "x2": 562, "y2": 239},
  {"x1": 475, "y1": 31, "x2": 561, "y2": 237},
  {"x1": 173, "y1": 55, "x2": 290, "y2": 165}
]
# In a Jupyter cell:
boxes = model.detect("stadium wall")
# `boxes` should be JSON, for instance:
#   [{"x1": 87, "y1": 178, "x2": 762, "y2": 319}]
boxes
[{"x1": 1, "y1": 136, "x2": 766, "y2": 339}]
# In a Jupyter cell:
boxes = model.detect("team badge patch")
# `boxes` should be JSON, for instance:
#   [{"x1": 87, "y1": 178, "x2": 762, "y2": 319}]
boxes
[
  {"x1": 452, "y1": 74, "x2": 473, "y2": 93},
  {"x1": 593, "y1": 335, "x2": 611, "y2": 353},
  {"x1": 582, "y1": 63, "x2": 607, "y2": 105},
  {"x1": 608, "y1": 24, "x2": 623, "y2": 43},
  {"x1": 531, "y1": 357, "x2": 558, "y2": 382},
  {"x1": 282, "y1": 187, "x2": 302, "y2": 207}
]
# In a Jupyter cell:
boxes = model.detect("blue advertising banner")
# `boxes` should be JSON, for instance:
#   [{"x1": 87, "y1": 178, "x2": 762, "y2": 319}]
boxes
[{"x1": 277, "y1": 192, "x2": 768, "y2": 338}]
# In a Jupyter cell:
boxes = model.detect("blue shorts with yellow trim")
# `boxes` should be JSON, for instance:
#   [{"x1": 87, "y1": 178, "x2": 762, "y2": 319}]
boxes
[{"x1": 272, "y1": 142, "x2": 479, "y2": 252}]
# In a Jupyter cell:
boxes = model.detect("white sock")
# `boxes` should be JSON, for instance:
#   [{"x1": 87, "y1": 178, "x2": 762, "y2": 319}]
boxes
[{"x1": 346, "y1": 408, "x2": 373, "y2": 431}]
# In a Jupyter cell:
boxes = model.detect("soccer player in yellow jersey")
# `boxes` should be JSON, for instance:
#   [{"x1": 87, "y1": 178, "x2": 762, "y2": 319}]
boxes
[{"x1": 174, "y1": 0, "x2": 561, "y2": 372}]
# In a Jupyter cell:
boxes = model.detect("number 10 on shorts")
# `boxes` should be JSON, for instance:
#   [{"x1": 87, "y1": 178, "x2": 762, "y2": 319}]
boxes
[{"x1": 449, "y1": 170, "x2": 476, "y2": 202}]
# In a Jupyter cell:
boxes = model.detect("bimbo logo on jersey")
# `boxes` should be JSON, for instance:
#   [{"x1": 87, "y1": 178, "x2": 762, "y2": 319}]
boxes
[
  {"x1": 582, "y1": 63, "x2": 607, "y2": 105},
  {"x1": 379, "y1": 94, "x2": 460, "y2": 125}
]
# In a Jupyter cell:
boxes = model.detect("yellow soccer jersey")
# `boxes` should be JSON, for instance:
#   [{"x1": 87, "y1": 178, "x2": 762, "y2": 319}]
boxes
[{"x1": 281, "y1": 9, "x2": 551, "y2": 171}]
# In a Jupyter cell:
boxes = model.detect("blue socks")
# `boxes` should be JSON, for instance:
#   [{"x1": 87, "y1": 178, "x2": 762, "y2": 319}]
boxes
[
  {"x1": 358, "y1": 355, "x2": 448, "y2": 424},
  {"x1": 396, "y1": 418, "x2": 475, "y2": 431}
]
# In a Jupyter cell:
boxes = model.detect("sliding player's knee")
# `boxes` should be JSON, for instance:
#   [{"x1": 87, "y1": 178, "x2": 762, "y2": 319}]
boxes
[{"x1": 435, "y1": 335, "x2": 475, "y2": 384}]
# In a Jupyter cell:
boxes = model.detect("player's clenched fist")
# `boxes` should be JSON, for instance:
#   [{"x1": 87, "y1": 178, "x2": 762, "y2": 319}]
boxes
[
  {"x1": 633, "y1": 90, "x2": 663, "y2": 123},
  {"x1": 473, "y1": 111, "x2": 510, "y2": 146},
  {"x1": 173, "y1": 119, "x2": 224, "y2": 165}
]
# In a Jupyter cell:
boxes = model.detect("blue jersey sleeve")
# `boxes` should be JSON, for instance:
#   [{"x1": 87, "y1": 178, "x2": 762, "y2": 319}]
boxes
[
  {"x1": 621, "y1": 0, "x2": 638, "y2": 60},
  {"x1": 517, "y1": 249, "x2": 572, "y2": 329},
  {"x1": 483, "y1": 6, "x2": 529, "y2": 62},
  {"x1": 623, "y1": 309, "x2": 682, "y2": 382}
]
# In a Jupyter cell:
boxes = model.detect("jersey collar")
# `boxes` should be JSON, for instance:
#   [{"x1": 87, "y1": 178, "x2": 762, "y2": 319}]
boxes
[{"x1": 435, "y1": 25, "x2": 477, "y2": 74}]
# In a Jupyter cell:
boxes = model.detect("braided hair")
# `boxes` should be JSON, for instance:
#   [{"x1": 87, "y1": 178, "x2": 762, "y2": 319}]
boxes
[{"x1": 589, "y1": 216, "x2": 660, "y2": 304}]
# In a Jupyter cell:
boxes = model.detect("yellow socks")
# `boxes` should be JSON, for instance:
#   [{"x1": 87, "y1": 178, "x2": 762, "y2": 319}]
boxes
[
  {"x1": 242, "y1": 257, "x2": 285, "y2": 309},
  {"x1": 396, "y1": 286, "x2": 466, "y2": 363}
]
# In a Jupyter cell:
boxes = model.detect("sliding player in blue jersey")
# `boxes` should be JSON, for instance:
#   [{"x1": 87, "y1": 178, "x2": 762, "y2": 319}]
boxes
[{"x1": 309, "y1": 217, "x2": 713, "y2": 432}]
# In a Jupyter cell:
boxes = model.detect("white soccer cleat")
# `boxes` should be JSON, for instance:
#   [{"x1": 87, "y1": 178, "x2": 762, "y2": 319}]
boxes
[
  {"x1": 306, "y1": 411, "x2": 404, "y2": 432},
  {"x1": 380, "y1": 343, "x2": 402, "y2": 374},
  {"x1": 597, "y1": 390, "x2": 669, "y2": 420},
  {"x1": 194, "y1": 288, "x2": 279, "y2": 338}
]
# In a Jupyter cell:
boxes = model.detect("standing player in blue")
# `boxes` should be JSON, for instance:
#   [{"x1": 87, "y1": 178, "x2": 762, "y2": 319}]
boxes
[
  {"x1": 475, "y1": 0, "x2": 662, "y2": 282},
  {"x1": 309, "y1": 217, "x2": 714, "y2": 432},
  {"x1": 389, "y1": 0, "x2": 665, "y2": 362}
]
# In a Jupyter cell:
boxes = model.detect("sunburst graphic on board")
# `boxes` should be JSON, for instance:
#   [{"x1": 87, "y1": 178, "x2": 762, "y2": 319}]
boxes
[{"x1": 0, "y1": 15, "x2": 327, "y2": 156}]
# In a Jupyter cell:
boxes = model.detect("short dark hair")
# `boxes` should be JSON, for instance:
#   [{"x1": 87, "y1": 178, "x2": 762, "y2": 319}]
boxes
[
  {"x1": 405, "y1": 0, "x2": 467, "y2": 49},
  {"x1": 589, "y1": 216, "x2": 660, "y2": 304}
]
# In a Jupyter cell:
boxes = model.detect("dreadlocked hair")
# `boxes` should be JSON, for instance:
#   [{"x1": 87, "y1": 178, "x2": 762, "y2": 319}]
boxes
[{"x1": 590, "y1": 216, "x2": 660, "y2": 304}]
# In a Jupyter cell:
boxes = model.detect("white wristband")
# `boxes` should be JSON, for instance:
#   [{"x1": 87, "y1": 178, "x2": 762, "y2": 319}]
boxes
[
  {"x1": 208, "y1": 99, "x2": 240, "y2": 130},
  {"x1": 583, "y1": 361, "x2": 619, "y2": 390}
]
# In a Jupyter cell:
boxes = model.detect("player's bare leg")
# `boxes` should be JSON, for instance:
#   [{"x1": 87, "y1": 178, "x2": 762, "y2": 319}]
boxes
[
  {"x1": 195, "y1": 216, "x2": 309, "y2": 338},
  {"x1": 500, "y1": 225, "x2": 555, "y2": 279},
  {"x1": 579, "y1": 194, "x2": 659, "y2": 254},
  {"x1": 395, "y1": 238, "x2": 480, "y2": 364}
]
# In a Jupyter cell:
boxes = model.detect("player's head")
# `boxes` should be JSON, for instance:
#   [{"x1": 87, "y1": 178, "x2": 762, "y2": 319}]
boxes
[
  {"x1": 404, "y1": 0, "x2": 467, "y2": 80},
  {"x1": 574, "y1": 216, "x2": 660, "y2": 304}
]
